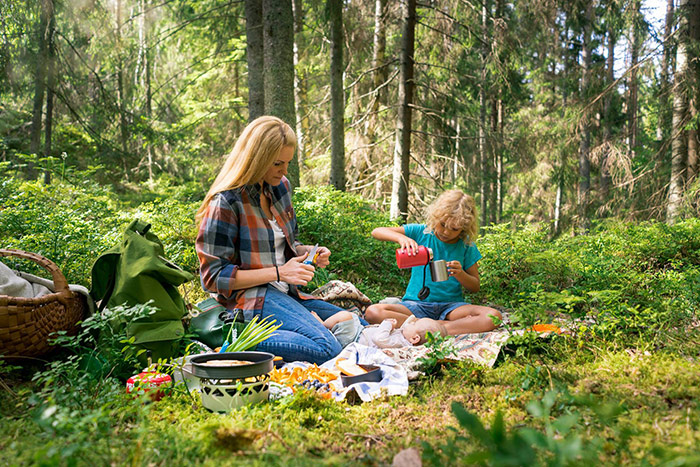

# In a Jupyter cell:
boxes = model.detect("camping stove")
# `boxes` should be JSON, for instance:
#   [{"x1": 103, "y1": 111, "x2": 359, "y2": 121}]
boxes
[{"x1": 190, "y1": 351, "x2": 274, "y2": 413}]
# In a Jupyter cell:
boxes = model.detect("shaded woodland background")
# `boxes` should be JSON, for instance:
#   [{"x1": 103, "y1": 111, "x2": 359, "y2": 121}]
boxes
[{"x1": 1, "y1": 0, "x2": 699, "y2": 232}]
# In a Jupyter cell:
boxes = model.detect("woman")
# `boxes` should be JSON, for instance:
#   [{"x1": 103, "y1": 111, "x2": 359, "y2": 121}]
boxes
[{"x1": 195, "y1": 116, "x2": 346, "y2": 364}]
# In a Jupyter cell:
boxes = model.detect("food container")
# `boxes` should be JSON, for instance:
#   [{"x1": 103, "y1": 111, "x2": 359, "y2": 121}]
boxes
[
  {"x1": 340, "y1": 364, "x2": 382, "y2": 387},
  {"x1": 396, "y1": 246, "x2": 433, "y2": 269},
  {"x1": 126, "y1": 370, "x2": 172, "y2": 401}
]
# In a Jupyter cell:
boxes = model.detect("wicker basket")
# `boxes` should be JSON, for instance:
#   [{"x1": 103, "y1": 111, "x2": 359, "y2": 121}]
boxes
[{"x1": 0, "y1": 249, "x2": 87, "y2": 358}]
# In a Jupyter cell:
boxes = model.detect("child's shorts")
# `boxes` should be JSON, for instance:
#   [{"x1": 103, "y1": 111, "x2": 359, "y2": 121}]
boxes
[
  {"x1": 330, "y1": 313, "x2": 364, "y2": 347},
  {"x1": 400, "y1": 300, "x2": 469, "y2": 321}
]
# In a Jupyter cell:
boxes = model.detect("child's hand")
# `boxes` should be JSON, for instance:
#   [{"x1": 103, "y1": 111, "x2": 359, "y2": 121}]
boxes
[
  {"x1": 386, "y1": 318, "x2": 398, "y2": 328},
  {"x1": 310, "y1": 311, "x2": 324, "y2": 324},
  {"x1": 447, "y1": 260, "x2": 463, "y2": 277},
  {"x1": 398, "y1": 237, "x2": 419, "y2": 255}
]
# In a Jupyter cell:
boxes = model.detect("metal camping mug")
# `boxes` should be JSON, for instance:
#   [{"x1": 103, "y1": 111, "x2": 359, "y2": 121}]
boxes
[
  {"x1": 396, "y1": 246, "x2": 433, "y2": 268},
  {"x1": 429, "y1": 260, "x2": 449, "y2": 282}
]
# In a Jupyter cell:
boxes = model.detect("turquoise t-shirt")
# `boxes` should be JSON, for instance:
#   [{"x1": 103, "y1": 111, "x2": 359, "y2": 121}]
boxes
[{"x1": 402, "y1": 223, "x2": 482, "y2": 303}]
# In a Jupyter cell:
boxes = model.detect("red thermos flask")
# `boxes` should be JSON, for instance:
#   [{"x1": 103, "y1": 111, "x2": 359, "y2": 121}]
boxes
[{"x1": 396, "y1": 246, "x2": 433, "y2": 269}]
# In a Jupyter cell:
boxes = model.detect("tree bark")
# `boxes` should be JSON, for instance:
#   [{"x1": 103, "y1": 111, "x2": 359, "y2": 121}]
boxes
[
  {"x1": 29, "y1": 0, "x2": 52, "y2": 179},
  {"x1": 479, "y1": 0, "x2": 490, "y2": 228},
  {"x1": 115, "y1": 0, "x2": 129, "y2": 178},
  {"x1": 390, "y1": 0, "x2": 416, "y2": 221},
  {"x1": 601, "y1": 27, "x2": 615, "y2": 199},
  {"x1": 43, "y1": 1, "x2": 56, "y2": 185},
  {"x1": 370, "y1": 0, "x2": 387, "y2": 115},
  {"x1": 577, "y1": 1, "x2": 594, "y2": 234},
  {"x1": 666, "y1": 0, "x2": 698, "y2": 223},
  {"x1": 686, "y1": 0, "x2": 699, "y2": 182},
  {"x1": 246, "y1": 0, "x2": 264, "y2": 121},
  {"x1": 656, "y1": 0, "x2": 675, "y2": 142},
  {"x1": 328, "y1": 0, "x2": 345, "y2": 191},
  {"x1": 292, "y1": 0, "x2": 307, "y2": 166},
  {"x1": 628, "y1": 0, "x2": 641, "y2": 158},
  {"x1": 263, "y1": 0, "x2": 299, "y2": 188}
]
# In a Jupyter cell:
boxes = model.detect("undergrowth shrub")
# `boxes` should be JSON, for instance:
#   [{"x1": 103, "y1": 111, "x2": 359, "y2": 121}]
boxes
[
  {"x1": 0, "y1": 177, "x2": 200, "y2": 286},
  {"x1": 293, "y1": 185, "x2": 407, "y2": 301},
  {"x1": 479, "y1": 219, "x2": 700, "y2": 346},
  {"x1": 17, "y1": 303, "x2": 159, "y2": 464}
]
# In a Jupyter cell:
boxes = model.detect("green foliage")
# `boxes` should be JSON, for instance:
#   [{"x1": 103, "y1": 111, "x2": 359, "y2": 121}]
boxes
[
  {"x1": 17, "y1": 303, "x2": 159, "y2": 464},
  {"x1": 294, "y1": 185, "x2": 408, "y2": 301},
  {"x1": 478, "y1": 219, "x2": 700, "y2": 347},
  {"x1": 422, "y1": 391, "x2": 602, "y2": 466},
  {"x1": 0, "y1": 177, "x2": 200, "y2": 285},
  {"x1": 416, "y1": 332, "x2": 458, "y2": 376}
]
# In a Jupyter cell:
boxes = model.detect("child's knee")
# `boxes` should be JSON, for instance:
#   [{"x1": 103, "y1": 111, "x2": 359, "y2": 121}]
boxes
[
  {"x1": 487, "y1": 308, "x2": 502, "y2": 328},
  {"x1": 364, "y1": 304, "x2": 385, "y2": 324}
]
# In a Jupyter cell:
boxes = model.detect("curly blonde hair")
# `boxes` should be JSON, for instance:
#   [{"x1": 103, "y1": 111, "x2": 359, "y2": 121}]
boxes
[
  {"x1": 425, "y1": 190, "x2": 479, "y2": 243},
  {"x1": 196, "y1": 116, "x2": 297, "y2": 225}
]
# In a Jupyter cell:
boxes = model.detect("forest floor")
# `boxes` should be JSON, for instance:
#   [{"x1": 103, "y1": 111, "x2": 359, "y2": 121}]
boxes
[{"x1": 1, "y1": 329, "x2": 699, "y2": 466}]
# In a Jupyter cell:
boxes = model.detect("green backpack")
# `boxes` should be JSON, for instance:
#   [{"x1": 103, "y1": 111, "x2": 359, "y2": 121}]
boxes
[{"x1": 90, "y1": 220, "x2": 194, "y2": 364}]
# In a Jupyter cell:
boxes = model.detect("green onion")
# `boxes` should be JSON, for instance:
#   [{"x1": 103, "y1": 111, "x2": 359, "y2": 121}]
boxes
[{"x1": 226, "y1": 315, "x2": 281, "y2": 352}]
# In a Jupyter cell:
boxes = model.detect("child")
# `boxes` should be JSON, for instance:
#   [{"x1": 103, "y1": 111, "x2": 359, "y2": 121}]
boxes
[
  {"x1": 365, "y1": 190, "x2": 502, "y2": 335},
  {"x1": 312, "y1": 311, "x2": 445, "y2": 348}
]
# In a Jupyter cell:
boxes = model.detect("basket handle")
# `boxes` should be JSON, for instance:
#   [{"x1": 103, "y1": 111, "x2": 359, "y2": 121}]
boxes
[{"x1": 0, "y1": 249, "x2": 71, "y2": 298}]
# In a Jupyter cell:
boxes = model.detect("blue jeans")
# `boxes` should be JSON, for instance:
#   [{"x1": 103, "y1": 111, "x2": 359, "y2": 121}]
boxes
[
  {"x1": 252, "y1": 286, "x2": 344, "y2": 364},
  {"x1": 400, "y1": 300, "x2": 469, "y2": 321}
]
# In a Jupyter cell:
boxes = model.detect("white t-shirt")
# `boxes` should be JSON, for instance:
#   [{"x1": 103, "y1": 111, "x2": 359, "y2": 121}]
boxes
[{"x1": 268, "y1": 218, "x2": 289, "y2": 293}]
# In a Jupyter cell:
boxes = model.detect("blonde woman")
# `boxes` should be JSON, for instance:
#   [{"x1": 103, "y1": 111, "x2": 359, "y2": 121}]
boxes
[
  {"x1": 365, "y1": 190, "x2": 502, "y2": 335},
  {"x1": 196, "y1": 116, "x2": 352, "y2": 364}
]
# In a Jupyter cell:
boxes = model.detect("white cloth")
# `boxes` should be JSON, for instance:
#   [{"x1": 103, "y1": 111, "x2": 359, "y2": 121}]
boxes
[
  {"x1": 322, "y1": 343, "x2": 409, "y2": 402},
  {"x1": 0, "y1": 260, "x2": 51, "y2": 298},
  {"x1": 268, "y1": 218, "x2": 289, "y2": 294},
  {"x1": 17, "y1": 271, "x2": 95, "y2": 316},
  {"x1": 358, "y1": 319, "x2": 412, "y2": 349}
]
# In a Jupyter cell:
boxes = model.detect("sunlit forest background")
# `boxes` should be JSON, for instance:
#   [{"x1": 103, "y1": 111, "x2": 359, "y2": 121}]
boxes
[{"x1": 1, "y1": 0, "x2": 698, "y2": 231}]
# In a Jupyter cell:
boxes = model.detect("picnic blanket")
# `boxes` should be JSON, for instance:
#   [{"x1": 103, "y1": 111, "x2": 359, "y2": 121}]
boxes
[{"x1": 382, "y1": 328, "x2": 512, "y2": 380}]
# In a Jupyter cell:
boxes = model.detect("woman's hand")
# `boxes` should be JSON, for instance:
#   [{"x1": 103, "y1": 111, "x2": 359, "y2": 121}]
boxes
[
  {"x1": 279, "y1": 253, "x2": 316, "y2": 286},
  {"x1": 314, "y1": 246, "x2": 331, "y2": 268}
]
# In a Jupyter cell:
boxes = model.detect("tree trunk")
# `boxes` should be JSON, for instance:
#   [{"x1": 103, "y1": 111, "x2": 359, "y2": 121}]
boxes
[
  {"x1": 657, "y1": 0, "x2": 675, "y2": 142},
  {"x1": 139, "y1": 0, "x2": 154, "y2": 183},
  {"x1": 246, "y1": 0, "x2": 264, "y2": 121},
  {"x1": 577, "y1": 1, "x2": 594, "y2": 234},
  {"x1": 601, "y1": 28, "x2": 615, "y2": 199},
  {"x1": 43, "y1": 2, "x2": 56, "y2": 185},
  {"x1": 263, "y1": 0, "x2": 299, "y2": 188},
  {"x1": 496, "y1": 99, "x2": 503, "y2": 223},
  {"x1": 292, "y1": 0, "x2": 307, "y2": 166},
  {"x1": 368, "y1": 0, "x2": 387, "y2": 134},
  {"x1": 29, "y1": 0, "x2": 52, "y2": 179},
  {"x1": 628, "y1": 0, "x2": 641, "y2": 158},
  {"x1": 390, "y1": 0, "x2": 416, "y2": 221},
  {"x1": 328, "y1": 0, "x2": 345, "y2": 191},
  {"x1": 478, "y1": 0, "x2": 490, "y2": 228},
  {"x1": 686, "y1": 1, "x2": 699, "y2": 182},
  {"x1": 115, "y1": 0, "x2": 129, "y2": 178},
  {"x1": 666, "y1": 0, "x2": 698, "y2": 223}
]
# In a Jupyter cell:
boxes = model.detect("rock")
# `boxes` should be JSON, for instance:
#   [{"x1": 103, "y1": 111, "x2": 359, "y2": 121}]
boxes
[{"x1": 392, "y1": 448, "x2": 422, "y2": 467}]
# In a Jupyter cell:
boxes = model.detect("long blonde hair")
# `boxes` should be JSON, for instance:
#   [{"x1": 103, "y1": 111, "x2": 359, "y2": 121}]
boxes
[
  {"x1": 196, "y1": 116, "x2": 297, "y2": 225},
  {"x1": 425, "y1": 190, "x2": 479, "y2": 243}
]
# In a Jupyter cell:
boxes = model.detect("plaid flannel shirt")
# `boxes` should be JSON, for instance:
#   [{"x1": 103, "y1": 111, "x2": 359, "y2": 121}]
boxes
[{"x1": 196, "y1": 176, "x2": 313, "y2": 320}]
